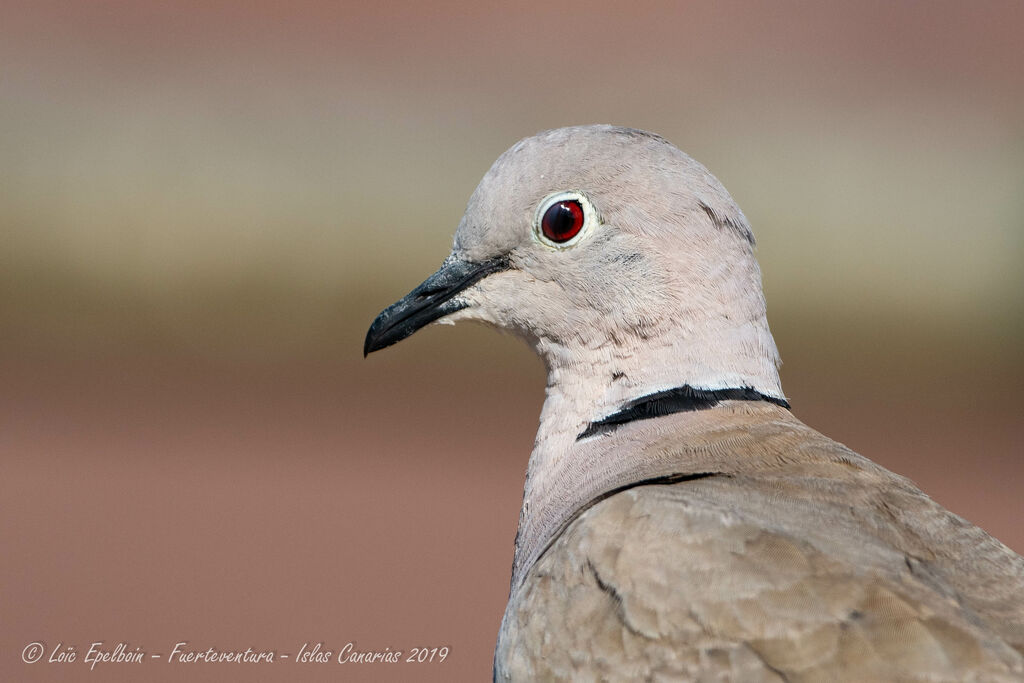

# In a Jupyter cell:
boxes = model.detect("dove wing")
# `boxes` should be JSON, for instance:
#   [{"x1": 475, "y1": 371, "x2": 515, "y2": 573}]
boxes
[{"x1": 496, "y1": 413, "x2": 1024, "y2": 681}]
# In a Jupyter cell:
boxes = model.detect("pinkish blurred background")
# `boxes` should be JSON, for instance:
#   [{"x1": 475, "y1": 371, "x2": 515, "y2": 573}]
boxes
[{"x1": 2, "y1": 2, "x2": 1022, "y2": 681}]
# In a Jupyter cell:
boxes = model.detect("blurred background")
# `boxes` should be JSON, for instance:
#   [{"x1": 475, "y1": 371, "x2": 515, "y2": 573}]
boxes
[{"x1": 2, "y1": 1, "x2": 1022, "y2": 681}]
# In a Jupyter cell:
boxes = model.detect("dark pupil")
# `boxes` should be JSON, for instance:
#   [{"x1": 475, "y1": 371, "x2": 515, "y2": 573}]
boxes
[{"x1": 542, "y1": 200, "x2": 582, "y2": 242}]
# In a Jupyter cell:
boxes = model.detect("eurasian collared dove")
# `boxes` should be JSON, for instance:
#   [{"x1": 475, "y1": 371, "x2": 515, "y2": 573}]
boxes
[{"x1": 364, "y1": 125, "x2": 1024, "y2": 681}]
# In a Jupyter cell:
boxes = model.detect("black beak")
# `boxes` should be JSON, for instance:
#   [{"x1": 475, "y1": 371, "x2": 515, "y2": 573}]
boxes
[{"x1": 364, "y1": 255, "x2": 510, "y2": 356}]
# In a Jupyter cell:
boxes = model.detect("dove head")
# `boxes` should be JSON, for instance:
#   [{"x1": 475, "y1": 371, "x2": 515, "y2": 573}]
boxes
[{"x1": 366, "y1": 125, "x2": 783, "y2": 433}]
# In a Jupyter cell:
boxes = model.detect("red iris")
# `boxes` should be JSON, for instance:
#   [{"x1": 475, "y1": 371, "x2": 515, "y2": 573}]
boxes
[{"x1": 541, "y1": 200, "x2": 584, "y2": 243}]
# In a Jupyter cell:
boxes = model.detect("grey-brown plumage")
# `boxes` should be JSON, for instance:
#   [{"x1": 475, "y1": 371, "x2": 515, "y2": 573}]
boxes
[
  {"x1": 364, "y1": 125, "x2": 1024, "y2": 681},
  {"x1": 496, "y1": 403, "x2": 1024, "y2": 681}
]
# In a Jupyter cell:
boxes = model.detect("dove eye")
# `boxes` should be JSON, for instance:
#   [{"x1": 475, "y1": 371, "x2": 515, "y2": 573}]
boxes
[
  {"x1": 534, "y1": 191, "x2": 598, "y2": 248},
  {"x1": 541, "y1": 200, "x2": 583, "y2": 243}
]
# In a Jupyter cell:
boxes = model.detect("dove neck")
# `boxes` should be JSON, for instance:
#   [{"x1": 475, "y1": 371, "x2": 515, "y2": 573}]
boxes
[
  {"x1": 533, "y1": 317, "x2": 781, "y2": 453},
  {"x1": 513, "y1": 319, "x2": 782, "y2": 549},
  {"x1": 508, "y1": 323, "x2": 783, "y2": 587}
]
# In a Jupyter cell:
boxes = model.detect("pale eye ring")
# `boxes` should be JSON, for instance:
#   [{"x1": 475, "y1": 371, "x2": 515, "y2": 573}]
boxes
[{"x1": 533, "y1": 191, "x2": 599, "y2": 249}]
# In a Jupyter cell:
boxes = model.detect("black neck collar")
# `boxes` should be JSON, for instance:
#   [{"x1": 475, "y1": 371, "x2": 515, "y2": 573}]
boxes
[{"x1": 577, "y1": 385, "x2": 790, "y2": 440}]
